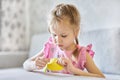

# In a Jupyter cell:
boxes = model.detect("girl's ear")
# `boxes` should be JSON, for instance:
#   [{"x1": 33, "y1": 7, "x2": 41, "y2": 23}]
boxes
[{"x1": 74, "y1": 27, "x2": 80, "y2": 37}]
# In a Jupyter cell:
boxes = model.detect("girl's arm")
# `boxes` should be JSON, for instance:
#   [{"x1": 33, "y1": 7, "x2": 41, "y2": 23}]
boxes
[
  {"x1": 73, "y1": 53, "x2": 105, "y2": 78},
  {"x1": 23, "y1": 50, "x2": 44, "y2": 71}
]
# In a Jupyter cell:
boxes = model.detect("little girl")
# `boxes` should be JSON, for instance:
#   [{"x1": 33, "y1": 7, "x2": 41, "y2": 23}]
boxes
[{"x1": 23, "y1": 3, "x2": 105, "y2": 78}]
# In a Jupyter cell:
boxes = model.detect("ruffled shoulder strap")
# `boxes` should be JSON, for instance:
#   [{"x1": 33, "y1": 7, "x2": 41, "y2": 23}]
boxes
[
  {"x1": 43, "y1": 37, "x2": 54, "y2": 58},
  {"x1": 86, "y1": 44, "x2": 95, "y2": 58},
  {"x1": 77, "y1": 44, "x2": 95, "y2": 70}
]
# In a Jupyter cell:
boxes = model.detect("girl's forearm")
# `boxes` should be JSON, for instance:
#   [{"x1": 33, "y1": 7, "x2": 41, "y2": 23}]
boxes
[{"x1": 73, "y1": 68, "x2": 105, "y2": 78}]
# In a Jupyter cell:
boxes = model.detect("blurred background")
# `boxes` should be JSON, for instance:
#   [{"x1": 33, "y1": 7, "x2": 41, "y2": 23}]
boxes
[
  {"x1": 0, "y1": 0, "x2": 120, "y2": 68},
  {"x1": 0, "y1": 0, "x2": 120, "y2": 52}
]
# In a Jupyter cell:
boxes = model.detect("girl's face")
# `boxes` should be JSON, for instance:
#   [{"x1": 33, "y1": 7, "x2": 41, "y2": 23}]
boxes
[{"x1": 50, "y1": 19, "x2": 78, "y2": 51}]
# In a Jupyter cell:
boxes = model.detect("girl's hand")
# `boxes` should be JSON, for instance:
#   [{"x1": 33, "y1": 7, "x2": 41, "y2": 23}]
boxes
[
  {"x1": 58, "y1": 57, "x2": 76, "y2": 74},
  {"x1": 35, "y1": 57, "x2": 50, "y2": 69}
]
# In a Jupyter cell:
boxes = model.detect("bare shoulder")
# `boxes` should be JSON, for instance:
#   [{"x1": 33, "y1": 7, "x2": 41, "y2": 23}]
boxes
[{"x1": 85, "y1": 52, "x2": 95, "y2": 66}]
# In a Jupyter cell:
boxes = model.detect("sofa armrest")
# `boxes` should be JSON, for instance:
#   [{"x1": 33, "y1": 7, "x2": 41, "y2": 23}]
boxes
[{"x1": 0, "y1": 51, "x2": 28, "y2": 69}]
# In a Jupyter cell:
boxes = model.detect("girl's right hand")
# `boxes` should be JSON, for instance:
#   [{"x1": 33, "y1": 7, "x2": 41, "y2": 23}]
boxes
[{"x1": 35, "y1": 57, "x2": 50, "y2": 69}]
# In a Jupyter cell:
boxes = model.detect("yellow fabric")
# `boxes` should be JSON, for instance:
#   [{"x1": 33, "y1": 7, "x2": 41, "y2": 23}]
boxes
[{"x1": 44, "y1": 58, "x2": 63, "y2": 72}]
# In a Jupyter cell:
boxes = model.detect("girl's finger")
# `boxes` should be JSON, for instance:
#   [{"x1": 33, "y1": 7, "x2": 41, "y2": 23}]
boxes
[
  {"x1": 36, "y1": 66, "x2": 43, "y2": 69},
  {"x1": 58, "y1": 57, "x2": 62, "y2": 64},
  {"x1": 57, "y1": 57, "x2": 66, "y2": 66},
  {"x1": 36, "y1": 63, "x2": 45, "y2": 67},
  {"x1": 44, "y1": 58, "x2": 50, "y2": 63},
  {"x1": 37, "y1": 60, "x2": 46, "y2": 66}
]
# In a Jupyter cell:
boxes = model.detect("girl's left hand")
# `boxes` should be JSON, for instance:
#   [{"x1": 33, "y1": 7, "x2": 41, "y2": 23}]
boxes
[{"x1": 57, "y1": 57, "x2": 76, "y2": 74}]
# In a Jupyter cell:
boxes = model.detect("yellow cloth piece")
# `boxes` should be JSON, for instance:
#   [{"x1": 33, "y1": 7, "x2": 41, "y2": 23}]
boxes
[{"x1": 43, "y1": 58, "x2": 64, "y2": 72}]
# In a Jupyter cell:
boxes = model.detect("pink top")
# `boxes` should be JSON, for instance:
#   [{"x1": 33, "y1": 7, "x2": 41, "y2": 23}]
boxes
[{"x1": 43, "y1": 37, "x2": 94, "y2": 74}]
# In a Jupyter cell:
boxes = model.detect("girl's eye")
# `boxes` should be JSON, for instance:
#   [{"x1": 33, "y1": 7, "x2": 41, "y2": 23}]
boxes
[
  {"x1": 52, "y1": 34, "x2": 56, "y2": 37},
  {"x1": 61, "y1": 35, "x2": 67, "y2": 38}
]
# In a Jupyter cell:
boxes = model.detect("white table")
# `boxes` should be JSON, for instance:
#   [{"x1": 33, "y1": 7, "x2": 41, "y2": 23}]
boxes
[{"x1": 0, "y1": 68, "x2": 108, "y2": 80}]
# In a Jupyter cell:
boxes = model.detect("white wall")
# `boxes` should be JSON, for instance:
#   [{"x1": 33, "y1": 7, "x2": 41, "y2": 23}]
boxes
[{"x1": 29, "y1": 0, "x2": 120, "y2": 37}]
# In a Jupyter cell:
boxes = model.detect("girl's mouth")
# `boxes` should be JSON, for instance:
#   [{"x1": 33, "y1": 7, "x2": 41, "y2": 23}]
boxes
[{"x1": 58, "y1": 45, "x2": 63, "y2": 47}]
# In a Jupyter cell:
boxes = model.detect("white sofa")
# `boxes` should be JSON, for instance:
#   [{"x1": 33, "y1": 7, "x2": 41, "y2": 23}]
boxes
[{"x1": 0, "y1": 28, "x2": 120, "y2": 80}]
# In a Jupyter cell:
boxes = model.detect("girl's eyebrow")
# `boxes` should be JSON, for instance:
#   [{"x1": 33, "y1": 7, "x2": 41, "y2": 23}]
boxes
[{"x1": 51, "y1": 32, "x2": 56, "y2": 34}]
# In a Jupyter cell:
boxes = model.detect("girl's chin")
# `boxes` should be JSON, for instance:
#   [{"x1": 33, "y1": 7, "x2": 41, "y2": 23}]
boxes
[
  {"x1": 58, "y1": 46, "x2": 65, "y2": 50},
  {"x1": 59, "y1": 47, "x2": 68, "y2": 51},
  {"x1": 58, "y1": 45, "x2": 68, "y2": 50},
  {"x1": 59, "y1": 47, "x2": 64, "y2": 50}
]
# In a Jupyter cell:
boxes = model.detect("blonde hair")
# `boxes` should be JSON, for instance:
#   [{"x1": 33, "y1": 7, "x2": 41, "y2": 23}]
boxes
[
  {"x1": 48, "y1": 3, "x2": 81, "y2": 57},
  {"x1": 48, "y1": 3, "x2": 80, "y2": 27}
]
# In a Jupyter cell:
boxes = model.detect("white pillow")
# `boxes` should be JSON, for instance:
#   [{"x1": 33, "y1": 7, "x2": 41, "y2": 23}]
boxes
[{"x1": 29, "y1": 32, "x2": 50, "y2": 57}]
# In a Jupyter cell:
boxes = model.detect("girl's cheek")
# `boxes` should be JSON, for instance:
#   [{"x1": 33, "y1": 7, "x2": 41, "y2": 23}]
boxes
[{"x1": 52, "y1": 38, "x2": 56, "y2": 43}]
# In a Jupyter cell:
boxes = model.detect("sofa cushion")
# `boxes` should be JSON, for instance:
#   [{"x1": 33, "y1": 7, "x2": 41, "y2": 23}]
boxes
[
  {"x1": 29, "y1": 33, "x2": 50, "y2": 57},
  {"x1": 79, "y1": 28, "x2": 120, "y2": 74}
]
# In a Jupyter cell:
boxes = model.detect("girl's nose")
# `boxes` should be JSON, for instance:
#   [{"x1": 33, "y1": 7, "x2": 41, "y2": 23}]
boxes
[{"x1": 56, "y1": 36, "x2": 62, "y2": 43}]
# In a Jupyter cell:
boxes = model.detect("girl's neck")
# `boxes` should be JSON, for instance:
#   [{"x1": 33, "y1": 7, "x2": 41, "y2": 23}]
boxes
[{"x1": 64, "y1": 43, "x2": 77, "y2": 52}]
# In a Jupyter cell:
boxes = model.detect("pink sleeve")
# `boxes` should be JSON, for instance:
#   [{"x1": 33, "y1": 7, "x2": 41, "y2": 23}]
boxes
[
  {"x1": 78, "y1": 44, "x2": 95, "y2": 70},
  {"x1": 86, "y1": 44, "x2": 95, "y2": 58},
  {"x1": 43, "y1": 37, "x2": 53, "y2": 58}
]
